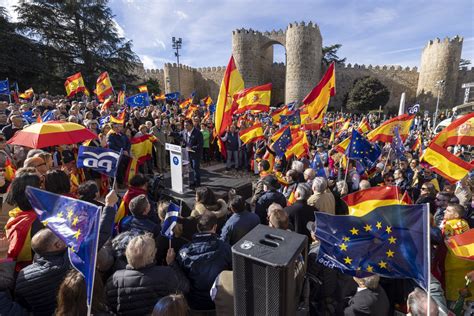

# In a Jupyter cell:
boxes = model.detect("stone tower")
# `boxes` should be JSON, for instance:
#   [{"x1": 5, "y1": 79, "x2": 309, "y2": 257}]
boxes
[
  {"x1": 416, "y1": 36, "x2": 463, "y2": 110},
  {"x1": 232, "y1": 22, "x2": 322, "y2": 104},
  {"x1": 285, "y1": 21, "x2": 322, "y2": 104}
]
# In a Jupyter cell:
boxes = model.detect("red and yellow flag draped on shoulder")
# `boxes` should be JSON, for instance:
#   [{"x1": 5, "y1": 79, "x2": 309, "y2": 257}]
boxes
[{"x1": 214, "y1": 56, "x2": 244, "y2": 157}]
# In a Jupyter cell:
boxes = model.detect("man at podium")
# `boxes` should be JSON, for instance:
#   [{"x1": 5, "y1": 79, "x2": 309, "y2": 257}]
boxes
[{"x1": 183, "y1": 119, "x2": 203, "y2": 189}]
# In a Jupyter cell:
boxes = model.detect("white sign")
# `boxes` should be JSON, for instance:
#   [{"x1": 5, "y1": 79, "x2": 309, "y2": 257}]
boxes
[{"x1": 165, "y1": 143, "x2": 184, "y2": 194}]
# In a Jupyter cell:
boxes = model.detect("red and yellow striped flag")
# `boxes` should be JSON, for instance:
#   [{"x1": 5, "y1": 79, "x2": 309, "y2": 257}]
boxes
[
  {"x1": 287, "y1": 188, "x2": 297, "y2": 206},
  {"x1": 302, "y1": 62, "x2": 336, "y2": 119},
  {"x1": 342, "y1": 186, "x2": 411, "y2": 216},
  {"x1": 285, "y1": 132, "x2": 309, "y2": 159},
  {"x1": 367, "y1": 114, "x2": 414, "y2": 143},
  {"x1": 117, "y1": 91, "x2": 125, "y2": 105},
  {"x1": 64, "y1": 72, "x2": 88, "y2": 98},
  {"x1": 432, "y1": 112, "x2": 474, "y2": 147},
  {"x1": 446, "y1": 228, "x2": 474, "y2": 261},
  {"x1": 101, "y1": 96, "x2": 114, "y2": 112},
  {"x1": 138, "y1": 85, "x2": 148, "y2": 93},
  {"x1": 19, "y1": 88, "x2": 34, "y2": 100},
  {"x1": 110, "y1": 111, "x2": 126, "y2": 124},
  {"x1": 357, "y1": 117, "x2": 371, "y2": 134},
  {"x1": 239, "y1": 123, "x2": 264, "y2": 144},
  {"x1": 201, "y1": 96, "x2": 213, "y2": 106},
  {"x1": 4, "y1": 158, "x2": 16, "y2": 182},
  {"x1": 233, "y1": 83, "x2": 272, "y2": 114},
  {"x1": 271, "y1": 105, "x2": 289, "y2": 124},
  {"x1": 421, "y1": 143, "x2": 474, "y2": 183},
  {"x1": 180, "y1": 98, "x2": 193, "y2": 109},
  {"x1": 300, "y1": 110, "x2": 323, "y2": 130},
  {"x1": 96, "y1": 72, "x2": 113, "y2": 102}
]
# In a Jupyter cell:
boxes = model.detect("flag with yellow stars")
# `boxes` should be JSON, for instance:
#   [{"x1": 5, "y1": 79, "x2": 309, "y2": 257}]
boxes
[
  {"x1": 345, "y1": 129, "x2": 381, "y2": 168},
  {"x1": 25, "y1": 186, "x2": 101, "y2": 308},
  {"x1": 314, "y1": 204, "x2": 429, "y2": 290}
]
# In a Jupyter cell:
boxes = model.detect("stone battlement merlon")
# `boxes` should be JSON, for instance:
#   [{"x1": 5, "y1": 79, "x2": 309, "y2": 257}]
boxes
[
  {"x1": 337, "y1": 63, "x2": 418, "y2": 72},
  {"x1": 287, "y1": 21, "x2": 319, "y2": 31},
  {"x1": 424, "y1": 35, "x2": 463, "y2": 49}
]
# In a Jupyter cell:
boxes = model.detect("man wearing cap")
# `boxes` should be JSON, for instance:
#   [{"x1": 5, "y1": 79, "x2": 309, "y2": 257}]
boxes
[{"x1": 255, "y1": 175, "x2": 287, "y2": 225}]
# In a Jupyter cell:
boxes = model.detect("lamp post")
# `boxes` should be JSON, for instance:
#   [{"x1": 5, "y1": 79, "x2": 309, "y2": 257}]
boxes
[
  {"x1": 433, "y1": 79, "x2": 445, "y2": 131},
  {"x1": 172, "y1": 37, "x2": 182, "y2": 94}
]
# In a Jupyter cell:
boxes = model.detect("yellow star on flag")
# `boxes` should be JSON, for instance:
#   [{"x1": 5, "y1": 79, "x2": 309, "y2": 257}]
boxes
[
  {"x1": 385, "y1": 226, "x2": 392, "y2": 234},
  {"x1": 73, "y1": 229, "x2": 81, "y2": 240},
  {"x1": 366, "y1": 265, "x2": 374, "y2": 272},
  {"x1": 378, "y1": 260, "x2": 388, "y2": 269},
  {"x1": 72, "y1": 216, "x2": 79, "y2": 227},
  {"x1": 342, "y1": 236, "x2": 350, "y2": 242},
  {"x1": 57, "y1": 212, "x2": 64, "y2": 219},
  {"x1": 350, "y1": 227, "x2": 359, "y2": 235},
  {"x1": 42, "y1": 220, "x2": 48, "y2": 226},
  {"x1": 339, "y1": 243, "x2": 348, "y2": 251},
  {"x1": 364, "y1": 224, "x2": 372, "y2": 232},
  {"x1": 386, "y1": 249, "x2": 395, "y2": 258},
  {"x1": 376, "y1": 222, "x2": 382, "y2": 229},
  {"x1": 67, "y1": 209, "x2": 73, "y2": 220},
  {"x1": 344, "y1": 256, "x2": 353, "y2": 265},
  {"x1": 388, "y1": 236, "x2": 397, "y2": 244}
]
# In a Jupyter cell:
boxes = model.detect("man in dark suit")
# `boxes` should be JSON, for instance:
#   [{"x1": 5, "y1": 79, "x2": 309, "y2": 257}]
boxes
[
  {"x1": 284, "y1": 183, "x2": 316, "y2": 243},
  {"x1": 183, "y1": 119, "x2": 203, "y2": 189},
  {"x1": 344, "y1": 275, "x2": 389, "y2": 316}
]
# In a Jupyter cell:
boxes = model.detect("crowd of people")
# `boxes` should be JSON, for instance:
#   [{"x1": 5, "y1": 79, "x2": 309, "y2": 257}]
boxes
[{"x1": 0, "y1": 94, "x2": 473, "y2": 316}]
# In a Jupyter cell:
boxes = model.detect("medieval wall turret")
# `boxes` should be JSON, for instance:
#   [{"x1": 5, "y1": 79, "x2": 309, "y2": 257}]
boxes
[
  {"x1": 285, "y1": 21, "x2": 322, "y2": 104},
  {"x1": 232, "y1": 29, "x2": 264, "y2": 87},
  {"x1": 416, "y1": 36, "x2": 463, "y2": 110}
]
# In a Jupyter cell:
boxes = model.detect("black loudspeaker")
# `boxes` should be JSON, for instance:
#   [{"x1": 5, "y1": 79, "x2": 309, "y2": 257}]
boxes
[{"x1": 232, "y1": 224, "x2": 308, "y2": 316}]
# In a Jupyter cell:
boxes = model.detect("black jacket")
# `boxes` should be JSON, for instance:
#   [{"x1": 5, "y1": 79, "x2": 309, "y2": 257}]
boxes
[
  {"x1": 106, "y1": 263, "x2": 189, "y2": 316},
  {"x1": 284, "y1": 200, "x2": 317, "y2": 242},
  {"x1": 344, "y1": 286, "x2": 389, "y2": 316},
  {"x1": 184, "y1": 128, "x2": 203, "y2": 160},
  {"x1": 120, "y1": 214, "x2": 161, "y2": 237},
  {"x1": 177, "y1": 233, "x2": 232, "y2": 310},
  {"x1": 14, "y1": 252, "x2": 70, "y2": 316},
  {"x1": 255, "y1": 190, "x2": 287, "y2": 225}
]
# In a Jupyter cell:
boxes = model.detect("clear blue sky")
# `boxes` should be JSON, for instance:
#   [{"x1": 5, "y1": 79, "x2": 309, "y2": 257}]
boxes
[{"x1": 4, "y1": 0, "x2": 473, "y2": 69}]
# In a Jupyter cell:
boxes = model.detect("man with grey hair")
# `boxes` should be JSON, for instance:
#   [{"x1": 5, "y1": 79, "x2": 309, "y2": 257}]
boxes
[
  {"x1": 106, "y1": 234, "x2": 189, "y2": 315},
  {"x1": 120, "y1": 194, "x2": 161, "y2": 237},
  {"x1": 284, "y1": 183, "x2": 317, "y2": 242},
  {"x1": 344, "y1": 275, "x2": 389, "y2": 315},
  {"x1": 291, "y1": 160, "x2": 305, "y2": 182},
  {"x1": 303, "y1": 168, "x2": 316, "y2": 187},
  {"x1": 359, "y1": 179, "x2": 371, "y2": 190},
  {"x1": 407, "y1": 287, "x2": 439, "y2": 316},
  {"x1": 308, "y1": 177, "x2": 335, "y2": 214}
]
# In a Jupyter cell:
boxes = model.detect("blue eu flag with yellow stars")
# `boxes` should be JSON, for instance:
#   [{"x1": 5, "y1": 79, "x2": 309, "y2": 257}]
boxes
[
  {"x1": 280, "y1": 110, "x2": 301, "y2": 126},
  {"x1": 126, "y1": 92, "x2": 150, "y2": 107},
  {"x1": 272, "y1": 127, "x2": 292, "y2": 157},
  {"x1": 315, "y1": 204, "x2": 430, "y2": 290},
  {"x1": 25, "y1": 186, "x2": 101, "y2": 308},
  {"x1": 345, "y1": 129, "x2": 381, "y2": 168}
]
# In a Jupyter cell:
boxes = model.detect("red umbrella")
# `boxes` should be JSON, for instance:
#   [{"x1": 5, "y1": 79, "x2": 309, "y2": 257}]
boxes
[{"x1": 7, "y1": 121, "x2": 97, "y2": 149}]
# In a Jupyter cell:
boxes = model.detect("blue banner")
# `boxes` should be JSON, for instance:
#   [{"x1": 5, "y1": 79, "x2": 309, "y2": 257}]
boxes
[
  {"x1": 125, "y1": 92, "x2": 150, "y2": 107},
  {"x1": 160, "y1": 202, "x2": 180, "y2": 239},
  {"x1": 0, "y1": 79, "x2": 9, "y2": 95},
  {"x1": 77, "y1": 146, "x2": 121, "y2": 177},
  {"x1": 165, "y1": 92, "x2": 180, "y2": 101}
]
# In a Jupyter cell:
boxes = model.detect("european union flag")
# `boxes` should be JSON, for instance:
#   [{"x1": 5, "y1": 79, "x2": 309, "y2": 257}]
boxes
[
  {"x1": 77, "y1": 146, "x2": 121, "y2": 177},
  {"x1": 161, "y1": 202, "x2": 180, "y2": 239},
  {"x1": 345, "y1": 129, "x2": 381, "y2": 168},
  {"x1": 310, "y1": 153, "x2": 327, "y2": 178},
  {"x1": 98, "y1": 115, "x2": 110, "y2": 127},
  {"x1": 272, "y1": 127, "x2": 292, "y2": 157},
  {"x1": 22, "y1": 111, "x2": 35, "y2": 124},
  {"x1": 315, "y1": 204, "x2": 430, "y2": 290},
  {"x1": 0, "y1": 79, "x2": 9, "y2": 95},
  {"x1": 280, "y1": 110, "x2": 301, "y2": 126},
  {"x1": 41, "y1": 110, "x2": 55, "y2": 122},
  {"x1": 391, "y1": 126, "x2": 405, "y2": 160},
  {"x1": 25, "y1": 186, "x2": 101, "y2": 307},
  {"x1": 165, "y1": 92, "x2": 180, "y2": 101},
  {"x1": 209, "y1": 104, "x2": 216, "y2": 114},
  {"x1": 126, "y1": 92, "x2": 150, "y2": 107}
]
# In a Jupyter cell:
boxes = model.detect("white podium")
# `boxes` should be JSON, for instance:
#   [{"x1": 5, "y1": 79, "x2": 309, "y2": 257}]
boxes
[{"x1": 165, "y1": 143, "x2": 184, "y2": 194}]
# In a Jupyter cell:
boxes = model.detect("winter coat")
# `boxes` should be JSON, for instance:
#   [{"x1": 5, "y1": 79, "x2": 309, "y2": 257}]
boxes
[
  {"x1": 220, "y1": 211, "x2": 260, "y2": 245},
  {"x1": 255, "y1": 190, "x2": 287, "y2": 225},
  {"x1": 177, "y1": 233, "x2": 232, "y2": 310},
  {"x1": 106, "y1": 263, "x2": 190, "y2": 316}
]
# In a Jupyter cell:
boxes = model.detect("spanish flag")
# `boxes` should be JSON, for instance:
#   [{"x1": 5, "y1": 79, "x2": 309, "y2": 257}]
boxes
[
  {"x1": 285, "y1": 132, "x2": 309, "y2": 159},
  {"x1": 138, "y1": 85, "x2": 148, "y2": 93},
  {"x1": 271, "y1": 105, "x2": 289, "y2": 124},
  {"x1": 96, "y1": 72, "x2": 113, "y2": 102},
  {"x1": 131, "y1": 134, "x2": 156, "y2": 164},
  {"x1": 4, "y1": 157, "x2": 16, "y2": 182},
  {"x1": 421, "y1": 143, "x2": 473, "y2": 183},
  {"x1": 357, "y1": 117, "x2": 371, "y2": 134},
  {"x1": 154, "y1": 94, "x2": 166, "y2": 101},
  {"x1": 335, "y1": 136, "x2": 350, "y2": 153},
  {"x1": 64, "y1": 72, "x2": 88, "y2": 98},
  {"x1": 446, "y1": 228, "x2": 474, "y2": 261},
  {"x1": 300, "y1": 110, "x2": 323, "y2": 130},
  {"x1": 233, "y1": 83, "x2": 272, "y2": 114},
  {"x1": 239, "y1": 123, "x2": 264, "y2": 144},
  {"x1": 271, "y1": 125, "x2": 290, "y2": 142},
  {"x1": 184, "y1": 104, "x2": 199, "y2": 119},
  {"x1": 110, "y1": 111, "x2": 126, "y2": 124},
  {"x1": 367, "y1": 114, "x2": 414, "y2": 143},
  {"x1": 302, "y1": 62, "x2": 336, "y2": 119},
  {"x1": 5, "y1": 207, "x2": 37, "y2": 271},
  {"x1": 117, "y1": 90, "x2": 125, "y2": 105},
  {"x1": 201, "y1": 96, "x2": 213, "y2": 106},
  {"x1": 101, "y1": 96, "x2": 114, "y2": 112},
  {"x1": 180, "y1": 98, "x2": 193, "y2": 109},
  {"x1": 215, "y1": 56, "x2": 244, "y2": 155},
  {"x1": 432, "y1": 112, "x2": 474, "y2": 147},
  {"x1": 342, "y1": 186, "x2": 411, "y2": 216},
  {"x1": 262, "y1": 149, "x2": 275, "y2": 172},
  {"x1": 336, "y1": 119, "x2": 351, "y2": 138},
  {"x1": 19, "y1": 88, "x2": 34, "y2": 100},
  {"x1": 287, "y1": 188, "x2": 297, "y2": 206},
  {"x1": 411, "y1": 134, "x2": 422, "y2": 157}
]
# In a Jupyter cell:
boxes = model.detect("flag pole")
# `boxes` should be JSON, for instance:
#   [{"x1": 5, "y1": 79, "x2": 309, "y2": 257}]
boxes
[
  {"x1": 426, "y1": 202, "x2": 432, "y2": 315},
  {"x1": 383, "y1": 148, "x2": 392, "y2": 174},
  {"x1": 87, "y1": 208, "x2": 102, "y2": 316},
  {"x1": 344, "y1": 157, "x2": 350, "y2": 183}
]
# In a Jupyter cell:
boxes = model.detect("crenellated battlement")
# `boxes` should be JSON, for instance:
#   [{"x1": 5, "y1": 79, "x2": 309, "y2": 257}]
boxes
[
  {"x1": 337, "y1": 63, "x2": 419, "y2": 72},
  {"x1": 287, "y1": 21, "x2": 319, "y2": 31},
  {"x1": 423, "y1": 35, "x2": 463, "y2": 50}
]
